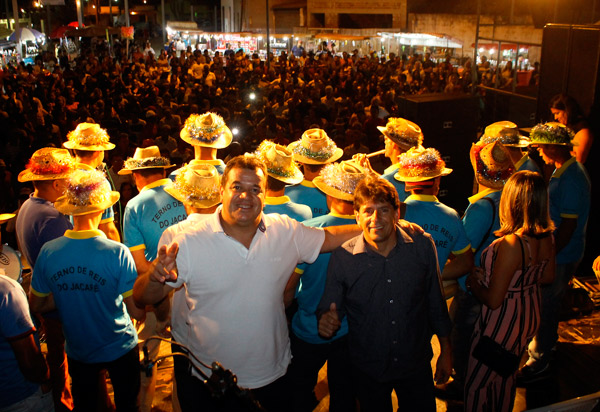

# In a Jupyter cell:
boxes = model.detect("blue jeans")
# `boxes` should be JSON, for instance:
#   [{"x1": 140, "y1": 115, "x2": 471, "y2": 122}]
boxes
[
  {"x1": 527, "y1": 261, "x2": 579, "y2": 363},
  {"x1": 449, "y1": 287, "x2": 481, "y2": 384}
]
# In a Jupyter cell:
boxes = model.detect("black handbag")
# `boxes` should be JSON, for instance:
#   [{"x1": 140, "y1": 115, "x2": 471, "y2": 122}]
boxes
[{"x1": 472, "y1": 236, "x2": 526, "y2": 378}]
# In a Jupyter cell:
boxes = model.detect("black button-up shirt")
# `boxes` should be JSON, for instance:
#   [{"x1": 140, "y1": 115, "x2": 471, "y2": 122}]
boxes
[{"x1": 317, "y1": 226, "x2": 451, "y2": 382}]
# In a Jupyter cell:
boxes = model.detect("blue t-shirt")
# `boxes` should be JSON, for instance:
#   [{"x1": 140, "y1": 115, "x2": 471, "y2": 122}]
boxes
[
  {"x1": 31, "y1": 229, "x2": 138, "y2": 363},
  {"x1": 515, "y1": 154, "x2": 541, "y2": 173},
  {"x1": 16, "y1": 195, "x2": 73, "y2": 268},
  {"x1": 459, "y1": 189, "x2": 502, "y2": 290},
  {"x1": 285, "y1": 180, "x2": 329, "y2": 217},
  {"x1": 404, "y1": 194, "x2": 471, "y2": 273},
  {"x1": 291, "y1": 212, "x2": 355, "y2": 344},
  {"x1": 0, "y1": 277, "x2": 40, "y2": 408},
  {"x1": 123, "y1": 178, "x2": 188, "y2": 261},
  {"x1": 382, "y1": 164, "x2": 409, "y2": 202},
  {"x1": 263, "y1": 196, "x2": 312, "y2": 222},
  {"x1": 549, "y1": 157, "x2": 591, "y2": 264}
]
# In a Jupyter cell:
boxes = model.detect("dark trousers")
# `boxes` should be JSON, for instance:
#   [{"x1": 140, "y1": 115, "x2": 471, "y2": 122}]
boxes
[
  {"x1": 287, "y1": 333, "x2": 356, "y2": 412},
  {"x1": 353, "y1": 364, "x2": 436, "y2": 412},
  {"x1": 68, "y1": 347, "x2": 140, "y2": 412},
  {"x1": 172, "y1": 342, "x2": 292, "y2": 412},
  {"x1": 41, "y1": 315, "x2": 74, "y2": 412}
]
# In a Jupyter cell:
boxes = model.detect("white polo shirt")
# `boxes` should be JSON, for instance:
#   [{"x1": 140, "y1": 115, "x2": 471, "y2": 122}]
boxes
[
  {"x1": 170, "y1": 207, "x2": 325, "y2": 388},
  {"x1": 158, "y1": 213, "x2": 212, "y2": 347}
]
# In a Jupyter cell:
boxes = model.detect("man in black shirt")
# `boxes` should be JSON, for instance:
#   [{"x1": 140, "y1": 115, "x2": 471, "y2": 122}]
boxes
[{"x1": 318, "y1": 176, "x2": 452, "y2": 412}]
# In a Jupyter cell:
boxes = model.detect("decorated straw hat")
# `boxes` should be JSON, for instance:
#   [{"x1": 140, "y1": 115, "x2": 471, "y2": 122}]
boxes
[
  {"x1": 63, "y1": 123, "x2": 115, "y2": 151},
  {"x1": 118, "y1": 146, "x2": 174, "y2": 175},
  {"x1": 377, "y1": 118, "x2": 424, "y2": 151},
  {"x1": 394, "y1": 147, "x2": 452, "y2": 182},
  {"x1": 0, "y1": 213, "x2": 15, "y2": 224},
  {"x1": 313, "y1": 160, "x2": 368, "y2": 201},
  {"x1": 255, "y1": 140, "x2": 303, "y2": 185},
  {"x1": 165, "y1": 164, "x2": 221, "y2": 209},
  {"x1": 18, "y1": 148, "x2": 76, "y2": 182},
  {"x1": 288, "y1": 129, "x2": 343, "y2": 165},
  {"x1": 180, "y1": 112, "x2": 233, "y2": 149},
  {"x1": 54, "y1": 169, "x2": 120, "y2": 216},
  {"x1": 479, "y1": 121, "x2": 530, "y2": 147},
  {"x1": 469, "y1": 141, "x2": 515, "y2": 190},
  {"x1": 529, "y1": 122, "x2": 577, "y2": 146}
]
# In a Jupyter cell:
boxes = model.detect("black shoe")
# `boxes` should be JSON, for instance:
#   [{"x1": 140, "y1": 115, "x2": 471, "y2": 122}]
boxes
[
  {"x1": 516, "y1": 361, "x2": 551, "y2": 386},
  {"x1": 434, "y1": 380, "x2": 464, "y2": 401}
]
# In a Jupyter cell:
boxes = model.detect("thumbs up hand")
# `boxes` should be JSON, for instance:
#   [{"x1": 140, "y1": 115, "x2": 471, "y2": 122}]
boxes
[{"x1": 318, "y1": 303, "x2": 341, "y2": 338}]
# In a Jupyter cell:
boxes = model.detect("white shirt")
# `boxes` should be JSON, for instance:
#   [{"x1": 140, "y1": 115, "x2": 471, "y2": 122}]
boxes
[
  {"x1": 158, "y1": 213, "x2": 212, "y2": 346},
  {"x1": 170, "y1": 207, "x2": 325, "y2": 388}
]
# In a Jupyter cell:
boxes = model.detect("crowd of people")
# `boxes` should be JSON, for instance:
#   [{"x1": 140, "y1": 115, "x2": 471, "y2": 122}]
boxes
[{"x1": 0, "y1": 38, "x2": 595, "y2": 412}]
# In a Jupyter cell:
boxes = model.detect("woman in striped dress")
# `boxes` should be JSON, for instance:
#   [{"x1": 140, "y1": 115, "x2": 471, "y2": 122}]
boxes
[{"x1": 464, "y1": 171, "x2": 556, "y2": 412}]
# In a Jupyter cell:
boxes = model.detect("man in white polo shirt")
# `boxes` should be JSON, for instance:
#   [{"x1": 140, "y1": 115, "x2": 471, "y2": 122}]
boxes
[{"x1": 134, "y1": 154, "x2": 366, "y2": 411}]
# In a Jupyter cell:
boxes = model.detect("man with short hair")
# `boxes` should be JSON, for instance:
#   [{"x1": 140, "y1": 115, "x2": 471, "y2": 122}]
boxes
[
  {"x1": 287, "y1": 160, "x2": 368, "y2": 412},
  {"x1": 120, "y1": 145, "x2": 187, "y2": 412},
  {"x1": 317, "y1": 176, "x2": 452, "y2": 412},
  {"x1": 134, "y1": 154, "x2": 363, "y2": 412},
  {"x1": 29, "y1": 169, "x2": 144, "y2": 412},
  {"x1": 16, "y1": 148, "x2": 75, "y2": 412},
  {"x1": 520, "y1": 122, "x2": 591, "y2": 380}
]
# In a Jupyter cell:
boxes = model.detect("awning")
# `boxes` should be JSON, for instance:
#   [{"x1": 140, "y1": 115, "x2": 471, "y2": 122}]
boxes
[
  {"x1": 382, "y1": 32, "x2": 463, "y2": 48},
  {"x1": 313, "y1": 33, "x2": 371, "y2": 41},
  {"x1": 166, "y1": 21, "x2": 198, "y2": 31}
]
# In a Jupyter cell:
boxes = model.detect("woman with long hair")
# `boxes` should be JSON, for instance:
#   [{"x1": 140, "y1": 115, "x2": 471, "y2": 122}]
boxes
[
  {"x1": 549, "y1": 93, "x2": 594, "y2": 163},
  {"x1": 464, "y1": 171, "x2": 555, "y2": 411}
]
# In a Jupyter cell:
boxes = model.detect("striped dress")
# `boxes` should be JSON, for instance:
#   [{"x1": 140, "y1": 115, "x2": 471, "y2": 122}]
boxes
[{"x1": 465, "y1": 236, "x2": 548, "y2": 412}]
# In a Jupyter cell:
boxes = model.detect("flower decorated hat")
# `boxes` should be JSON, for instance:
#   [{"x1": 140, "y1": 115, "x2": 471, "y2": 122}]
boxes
[
  {"x1": 479, "y1": 121, "x2": 530, "y2": 147},
  {"x1": 165, "y1": 163, "x2": 221, "y2": 209},
  {"x1": 18, "y1": 148, "x2": 76, "y2": 182},
  {"x1": 180, "y1": 112, "x2": 233, "y2": 149},
  {"x1": 469, "y1": 141, "x2": 515, "y2": 190},
  {"x1": 377, "y1": 117, "x2": 424, "y2": 151},
  {"x1": 313, "y1": 160, "x2": 368, "y2": 201},
  {"x1": 529, "y1": 122, "x2": 577, "y2": 146},
  {"x1": 255, "y1": 140, "x2": 304, "y2": 185},
  {"x1": 288, "y1": 129, "x2": 343, "y2": 165},
  {"x1": 118, "y1": 146, "x2": 174, "y2": 175},
  {"x1": 63, "y1": 123, "x2": 115, "y2": 151},
  {"x1": 394, "y1": 146, "x2": 452, "y2": 182},
  {"x1": 54, "y1": 169, "x2": 120, "y2": 216}
]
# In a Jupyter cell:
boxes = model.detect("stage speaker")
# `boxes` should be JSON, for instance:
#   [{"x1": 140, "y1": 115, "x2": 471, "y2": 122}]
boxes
[
  {"x1": 537, "y1": 24, "x2": 600, "y2": 122},
  {"x1": 399, "y1": 93, "x2": 478, "y2": 214}
]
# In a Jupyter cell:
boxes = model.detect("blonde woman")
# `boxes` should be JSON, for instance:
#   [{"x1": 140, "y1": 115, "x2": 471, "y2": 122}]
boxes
[{"x1": 464, "y1": 171, "x2": 555, "y2": 412}]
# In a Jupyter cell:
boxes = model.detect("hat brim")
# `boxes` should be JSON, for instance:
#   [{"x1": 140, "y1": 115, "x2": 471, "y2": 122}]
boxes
[
  {"x1": 267, "y1": 168, "x2": 304, "y2": 185},
  {"x1": 63, "y1": 141, "x2": 116, "y2": 151},
  {"x1": 0, "y1": 213, "x2": 16, "y2": 224},
  {"x1": 18, "y1": 169, "x2": 73, "y2": 182},
  {"x1": 529, "y1": 141, "x2": 577, "y2": 147},
  {"x1": 394, "y1": 168, "x2": 453, "y2": 182},
  {"x1": 288, "y1": 142, "x2": 344, "y2": 165},
  {"x1": 313, "y1": 176, "x2": 355, "y2": 201},
  {"x1": 54, "y1": 192, "x2": 120, "y2": 216},
  {"x1": 118, "y1": 164, "x2": 175, "y2": 175},
  {"x1": 164, "y1": 185, "x2": 221, "y2": 209},
  {"x1": 180, "y1": 127, "x2": 233, "y2": 149},
  {"x1": 377, "y1": 126, "x2": 420, "y2": 151}
]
